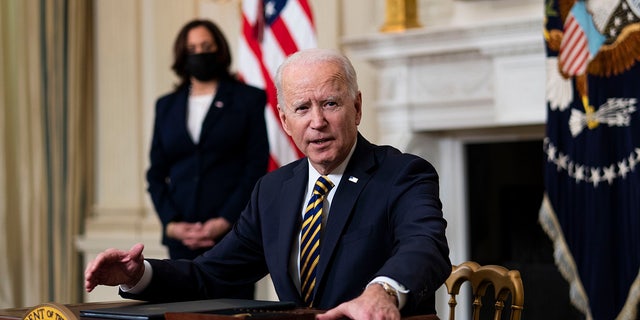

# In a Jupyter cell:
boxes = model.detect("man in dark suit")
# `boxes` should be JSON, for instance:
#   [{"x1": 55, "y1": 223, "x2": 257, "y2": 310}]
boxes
[{"x1": 85, "y1": 48, "x2": 451, "y2": 320}]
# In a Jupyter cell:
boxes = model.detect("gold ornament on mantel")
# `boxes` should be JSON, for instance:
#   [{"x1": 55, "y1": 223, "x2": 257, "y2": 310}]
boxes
[{"x1": 380, "y1": 0, "x2": 422, "y2": 33}]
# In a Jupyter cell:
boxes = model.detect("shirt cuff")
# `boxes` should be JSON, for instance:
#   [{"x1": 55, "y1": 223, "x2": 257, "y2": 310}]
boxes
[
  {"x1": 368, "y1": 276, "x2": 409, "y2": 310},
  {"x1": 120, "y1": 260, "x2": 152, "y2": 294}
]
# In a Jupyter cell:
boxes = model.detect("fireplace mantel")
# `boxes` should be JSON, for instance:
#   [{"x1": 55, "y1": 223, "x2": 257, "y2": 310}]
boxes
[{"x1": 343, "y1": 15, "x2": 546, "y2": 148}]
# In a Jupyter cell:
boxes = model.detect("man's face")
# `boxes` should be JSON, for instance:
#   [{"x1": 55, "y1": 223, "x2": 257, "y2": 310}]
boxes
[{"x1": 278, "y1": 61, "x2": 362, "y2": 175}]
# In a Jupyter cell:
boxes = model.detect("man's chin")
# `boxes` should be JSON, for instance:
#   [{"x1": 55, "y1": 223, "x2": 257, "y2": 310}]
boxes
[{"x1": 308, "y1": 154, "x2": 336, "y2": 169}]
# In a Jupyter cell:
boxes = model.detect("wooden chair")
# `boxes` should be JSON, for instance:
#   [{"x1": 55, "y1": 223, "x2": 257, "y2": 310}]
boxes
[{"x1": 444, "y1": 261, "x2": 524, "y2": 320}]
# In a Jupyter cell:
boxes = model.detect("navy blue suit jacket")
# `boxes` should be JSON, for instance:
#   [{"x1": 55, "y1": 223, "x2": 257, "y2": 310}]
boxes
[
  {"x1": 127, "y1": 134, "x2": 451, "y2": 316},
  {"x1": 146, "y1": 79, "x2": 269, "y2": 257}
]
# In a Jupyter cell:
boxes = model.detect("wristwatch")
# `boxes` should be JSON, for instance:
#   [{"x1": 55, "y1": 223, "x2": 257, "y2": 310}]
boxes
[{"x1": 371, "y1": 281, "x2": 399, "y2": 306}]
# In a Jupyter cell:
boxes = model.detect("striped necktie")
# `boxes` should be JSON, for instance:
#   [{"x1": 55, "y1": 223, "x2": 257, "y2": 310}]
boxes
[{"x1": 300, "y1": 175, "x2": 334, "y2": 307}]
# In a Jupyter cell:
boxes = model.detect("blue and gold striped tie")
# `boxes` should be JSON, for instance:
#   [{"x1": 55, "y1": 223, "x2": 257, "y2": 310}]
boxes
[{"x1": 300, "y1": 175, "x2": 334, "y2": 307}]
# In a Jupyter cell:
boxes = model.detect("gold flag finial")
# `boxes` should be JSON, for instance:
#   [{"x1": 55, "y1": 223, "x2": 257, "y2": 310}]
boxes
[{"x1": 380, "y1": 0, "x2": 422, "y2": 33}]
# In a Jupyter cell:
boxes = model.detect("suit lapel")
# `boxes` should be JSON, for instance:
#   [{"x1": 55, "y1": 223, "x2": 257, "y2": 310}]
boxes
[
  {"x1": 315, "y1": 136, "x2": 377, "y2": 293},
  {"x1": 199, "y1": 80, "x2": 230, "y2": 140},
  {"x1": 273, "y1": 160, "x2": 308, "y2": 303},
  {"x1": 171, "y1": 88, "x2": 197, "y2": 148}
]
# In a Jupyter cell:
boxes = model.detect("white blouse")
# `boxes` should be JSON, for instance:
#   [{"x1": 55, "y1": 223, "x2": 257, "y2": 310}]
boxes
[{"x1": 187, "y1": 94, "x2": 214, "y2": 143}]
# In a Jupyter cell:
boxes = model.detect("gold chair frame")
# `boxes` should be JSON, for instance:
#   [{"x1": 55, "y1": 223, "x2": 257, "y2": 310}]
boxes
[{"x1": 444, "y1": 261, "x2": 524, "y2": 320}]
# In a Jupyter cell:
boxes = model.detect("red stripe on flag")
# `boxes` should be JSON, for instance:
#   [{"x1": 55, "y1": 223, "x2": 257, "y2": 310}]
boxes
[
  {"x1": 239, "y1": 0, "x2": 314, "y2": 168},
  {"x1": 270, "y1": 18, "x2": 299, "y2": 55},
  {"x1": 559, "y1": 17, "x2": 579, "y2": 60},
  {"x1": 559, "y1": 15, "x2": 590, "y2": 76},
  {"x1": 562, "y1": 34, "x2": 587, "y2": 75},
  {"x1": 298, "y1": 0, "x2": 315, "y2": 30},
  {"x1": 566, "y1": 41, "x2": 588, "y2": 75},
  {"x1": 241, "y1": 17, "x2": 277, "y2": 113},
  {"x1": 242, "y1": 17, "x2": 299, "y2": 165}
]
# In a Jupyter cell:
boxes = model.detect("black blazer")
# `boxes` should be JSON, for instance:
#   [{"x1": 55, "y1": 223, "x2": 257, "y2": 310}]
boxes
[
  {"x1": 129, "y1": 134, "x2": 451, "y2": 316},
  {"x1": 146, "y1": 79, "x2": 269, "y2": 256}
]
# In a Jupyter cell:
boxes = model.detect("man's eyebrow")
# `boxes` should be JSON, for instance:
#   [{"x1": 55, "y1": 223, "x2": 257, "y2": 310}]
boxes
[{"x1": 290, "y1": 98, "x2": 310, "y2": 107}]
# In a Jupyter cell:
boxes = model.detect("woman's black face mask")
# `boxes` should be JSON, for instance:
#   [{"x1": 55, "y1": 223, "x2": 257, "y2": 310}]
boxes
[{"x1": 185, "y1": 52, "x2": 226, "y2": 81}]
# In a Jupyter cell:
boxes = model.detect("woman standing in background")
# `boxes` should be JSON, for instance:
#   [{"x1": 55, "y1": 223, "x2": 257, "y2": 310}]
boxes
[{"x1": 146, "y1": 19, "x2": 269, "y2": 297}]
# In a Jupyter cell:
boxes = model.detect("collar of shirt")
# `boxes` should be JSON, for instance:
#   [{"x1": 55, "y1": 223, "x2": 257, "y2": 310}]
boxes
[{"x1": 305, "y1": 140, "x2": 357, "y2": 206}]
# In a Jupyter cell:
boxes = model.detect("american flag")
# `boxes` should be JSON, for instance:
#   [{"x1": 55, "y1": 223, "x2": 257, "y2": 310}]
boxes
[
  {"x1": 543, "y1": 0, "x2": 640, "y2": 319},
  {"x1": 558, "y1": 1, "x2": 604, "y2": 76},
  {"x1": 238, "y1": 0, "x2": 317, "y2": 170}
]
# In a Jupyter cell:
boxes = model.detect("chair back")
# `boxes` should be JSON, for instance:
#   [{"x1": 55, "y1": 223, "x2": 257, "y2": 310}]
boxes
[{"x1": 444, "y1": 261, "x2": 524, "y2": 320}]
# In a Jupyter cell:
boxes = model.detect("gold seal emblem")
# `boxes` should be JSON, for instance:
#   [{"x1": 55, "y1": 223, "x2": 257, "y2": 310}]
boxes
[{"x1": 22, "y1": 303, "x2": 76, "y2": 320}]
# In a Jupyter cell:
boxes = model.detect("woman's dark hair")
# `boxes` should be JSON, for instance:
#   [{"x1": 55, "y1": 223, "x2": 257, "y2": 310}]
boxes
[{"x1": 171, "y1": 19, "x2": 233, "y2": 89}]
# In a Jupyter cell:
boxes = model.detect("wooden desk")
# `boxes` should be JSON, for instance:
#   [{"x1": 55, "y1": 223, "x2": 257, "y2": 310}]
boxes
[
  {"x1": 0, "y1": 302, "x2": 440, "y2": 320},
  {"x1": 165, "y1": 310, "x2": 440, "y2": 320}
]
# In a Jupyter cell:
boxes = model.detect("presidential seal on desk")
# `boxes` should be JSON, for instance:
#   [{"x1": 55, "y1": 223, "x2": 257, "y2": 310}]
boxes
[{"x1": 22, "y1": 303, "x2": 76, "y2": 320}]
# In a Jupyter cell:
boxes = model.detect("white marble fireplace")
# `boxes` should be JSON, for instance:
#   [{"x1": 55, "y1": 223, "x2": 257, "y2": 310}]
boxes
[{"x1": 342, "y1": 8, "x2": 546, "y2": 314}]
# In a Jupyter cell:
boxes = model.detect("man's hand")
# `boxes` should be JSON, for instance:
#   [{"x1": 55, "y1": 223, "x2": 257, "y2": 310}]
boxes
[
  {"x1": 316, "y1": 283, "x2": 400, "y2": 320},
  {"x1": 84, "y1": 243, "x2": 146, "y2": 292}
]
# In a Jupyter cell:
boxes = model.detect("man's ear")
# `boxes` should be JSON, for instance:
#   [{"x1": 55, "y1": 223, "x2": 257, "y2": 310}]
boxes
[
  {"x1": 278, "y1": 104, "x2": 292, "y2": 136},
  {"x1": 354, "y1": 92, "x2": 362, "y2": 125}
]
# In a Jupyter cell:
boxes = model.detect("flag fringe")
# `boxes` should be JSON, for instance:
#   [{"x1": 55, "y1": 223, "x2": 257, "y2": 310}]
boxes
[
  {"x1": 538, "y1": 193, "x2": 593, "y2": 320},
  {"x1": 616, "y1": 269, "x2": 640, "y2": 320}
]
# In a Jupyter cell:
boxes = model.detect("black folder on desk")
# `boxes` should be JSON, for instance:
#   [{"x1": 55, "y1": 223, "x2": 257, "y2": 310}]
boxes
[{"x1": 79, "y1": 299, "x2": 296, "y2": 320}]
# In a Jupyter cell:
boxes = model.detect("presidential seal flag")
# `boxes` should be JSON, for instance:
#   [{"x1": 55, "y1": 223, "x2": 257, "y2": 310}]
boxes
[
  {"x1": 238, "y1": 0, "x2": 316, "y2": 170},
  {"x1": 541, "y1": 0, "x2": 640, "y2": 319}
]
